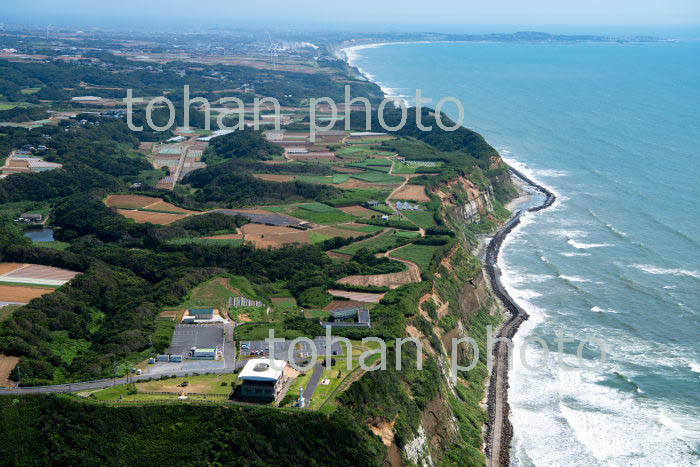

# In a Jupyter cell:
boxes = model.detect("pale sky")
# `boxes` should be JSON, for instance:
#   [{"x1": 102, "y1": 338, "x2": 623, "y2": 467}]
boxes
[{"x1": 3, "y1": 0, "x2": 700, "y2": 30}]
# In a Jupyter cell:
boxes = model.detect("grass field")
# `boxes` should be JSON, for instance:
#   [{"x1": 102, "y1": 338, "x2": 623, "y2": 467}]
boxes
[
  {"x1": 20, "y1": 88, "x2": 41, "y2": 95},
  {"x1": 392, "y1": 162, "x2": 417, "y2": 174},
  {"x1": 349, "y1": 172, "x2": 403, "y2": 184},
  {"x1": 165, "y1": 237, "x2": 244, "y2": 247},
  {"x1": 90, "y1": 373, "x2": 239, "y2": 401},
  {"x1": 394, "y1": 230, "x2": 422, "y2": 239},
  {"x1": 0, "y1": 305, "x2": 21, "y2": 322},
  {"x1": 335, "y1": 230, "x2": 409, "y2": 255},
  {"x1": 290, "y1": 206, "x2": 355, "y2": 225},
  {"x1": 298, "y1": 203, "x2": 341, "y2": 213},
  {"x1": 389, "y1": 244, "x2": 441, "y2": 273},
  {"x1": 402, "y1": 210, "x2": 438, "y2": 229},
  {"x1": 179, "y1": 276, "x2": 260, "y2": 312},
  {"x1": 33, "y1": 241, "x2": 70, "y2": 250},
  {"x1": 335, "y1": 224, "x2": 385, "y2": 234}
]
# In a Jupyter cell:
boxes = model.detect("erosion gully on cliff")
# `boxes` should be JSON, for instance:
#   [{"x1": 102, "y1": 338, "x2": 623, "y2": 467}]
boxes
[{"x1": 485, "y1": 167, "x2": 556, "y2": 467}]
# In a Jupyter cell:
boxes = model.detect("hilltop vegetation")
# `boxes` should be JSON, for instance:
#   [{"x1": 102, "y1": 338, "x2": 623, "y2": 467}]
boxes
[{"x1": 0, "y1": 396, "x2": 385, "y2": 466}]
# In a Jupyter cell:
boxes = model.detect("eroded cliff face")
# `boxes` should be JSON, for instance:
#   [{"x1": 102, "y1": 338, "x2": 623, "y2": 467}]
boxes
[
  {"x1": 435, "y1": 175, "x2": 495, "y2": 224},
  {"x1": 370, "y1": 168, "x2": 511, "y2": 466}
]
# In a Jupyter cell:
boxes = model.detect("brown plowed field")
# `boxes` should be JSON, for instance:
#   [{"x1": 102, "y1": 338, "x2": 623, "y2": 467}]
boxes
[
  {"x1": 0, "y1": 285, "x2": 55, "y2": 302},
  {"x1": 241, "y1": 224, "x2": 302, "y2": 235},
  {"x1": 0, "y1": 355, "x2": 19, "y2": 387},
  {"x1": 144, "y1": 201, "x2": 197, "y2": 214},
  {"x1": 203, "y1": 234, "x2": 244, "y2": 240},
  {"x1": 105, "y1": 194, "x2": 159, "y2": 209},
  {"x1": 116, "y1": 209, "x2": 188, "y2": 225},
  {"x1": 388, "y1": 184, "x2": 431, "y2": 202},
  {"x1": 0, "y1": 263, "x2": 24, "y2": 275}
]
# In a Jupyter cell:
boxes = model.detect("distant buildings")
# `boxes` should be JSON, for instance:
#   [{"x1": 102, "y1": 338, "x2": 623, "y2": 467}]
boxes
[
  {"x1": 189, "y1": 308, "x2": 215, "y2": 320},
  {"x1": 396, "y1": 201, "x2": 420, "y2": 211},
  {"x1": 2, "y1": 152, "x2": 63, "y2": 175},
  {"x1": 366, "y1": 200, "x2": 379, "y2": 207},
  {"x1": 239, "y1": 358, "x2": 287, "y2": 402},
  {"x1": 18, "y1": 213, "x2": 43, "y2": 224}
]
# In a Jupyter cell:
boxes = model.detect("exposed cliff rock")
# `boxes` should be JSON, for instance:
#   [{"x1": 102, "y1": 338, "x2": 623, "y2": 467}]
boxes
[{"x1": 434, "y1": 175, "x2": 495, "y2": 224}]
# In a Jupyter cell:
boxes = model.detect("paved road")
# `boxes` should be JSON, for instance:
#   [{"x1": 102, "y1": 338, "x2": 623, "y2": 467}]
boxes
[
  {"x1": 1, "y1": 322, "x2": 239, "y2": 396},
  {"x1": 301, "y1": 362, "x2": 324, "y2": 408}
]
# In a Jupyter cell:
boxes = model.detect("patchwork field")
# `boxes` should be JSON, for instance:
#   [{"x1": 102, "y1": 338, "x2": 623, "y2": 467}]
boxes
[
  {"x1": 0, "y1": 263, "x2": 79, "y2": 287},
  {"x1": 116, "y1": 209, "x2": 188, "y2": 225},
  {"x1": 350, "y1": 172, "x2": 403, "y2": 184},
  {"x1": 388, "y1": 184, "x2": 431, "y2": 202},
  {"x1": 240, "y1": 224, "x2": 302, "y2": 235}
]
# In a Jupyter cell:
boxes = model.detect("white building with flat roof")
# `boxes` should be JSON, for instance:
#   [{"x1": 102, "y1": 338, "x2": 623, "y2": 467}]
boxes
[{"x1": 238, "y1": 358, "x2": 287, "y2": 401}]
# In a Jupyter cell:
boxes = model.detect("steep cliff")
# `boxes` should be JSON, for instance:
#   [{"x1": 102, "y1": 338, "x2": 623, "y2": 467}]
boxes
[{"x1": 339, "y1": 168, "x2": 515, "y2": 466}]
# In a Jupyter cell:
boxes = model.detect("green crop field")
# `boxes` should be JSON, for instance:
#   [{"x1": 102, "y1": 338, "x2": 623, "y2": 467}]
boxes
[
  {"x1": 336, "y1": 224, "x2": 384, "y2": 234},
  {"x1": 178, "y1": 275, "x2": 260, "y2": 312},
  {"x1": 291, "y1": 207, "x2": 354, "y2": 225},
  {"x1": 349, "y1": 172, "x2": 403, "y2": 184},
  {"x1": 298, "y1": 203, "x2": 341, "y2": 213},
  {"x1": 392, "y1": 163, "x2": 417, "y2": 174},
  {"x1": 389, "y1": 244, "x2": 441, "y2": 273},
  {"x1": 402, "y1": 210, "x2": 438, "y2": 229},
  {"x1": 394, "y1": 230, "x2": 422, "y2": 239},
  {"x1": 335, "y1": 230, "x2": 410, "y2": 255}
]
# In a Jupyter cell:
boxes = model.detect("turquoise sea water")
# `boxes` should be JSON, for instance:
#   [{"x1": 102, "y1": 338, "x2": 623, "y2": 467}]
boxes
[{"x1": 347, "y1": 40, "x2": 700, "y2": 465}]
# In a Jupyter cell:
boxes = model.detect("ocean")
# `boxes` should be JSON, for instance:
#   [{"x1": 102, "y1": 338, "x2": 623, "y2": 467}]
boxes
[{"x1": 346, "y1": 39, "x2": 700, "y2": 465}]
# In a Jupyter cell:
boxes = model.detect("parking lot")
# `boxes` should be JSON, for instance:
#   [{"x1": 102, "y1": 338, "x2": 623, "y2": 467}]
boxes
[
  {"x1": 168, "y1": 324, "x2": 224, "y2": 356},
  {"x1": 240, "y1": 337, "x2": 343, "y2": 360}
]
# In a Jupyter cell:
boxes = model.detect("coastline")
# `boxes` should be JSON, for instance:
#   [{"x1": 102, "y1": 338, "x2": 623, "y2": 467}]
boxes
[
  {"x1": 484, "y1": 168, "x2": 556, "y2": 466},
  {"x1": 339, "y1": 43, "x2": 558, "y2": 465}
]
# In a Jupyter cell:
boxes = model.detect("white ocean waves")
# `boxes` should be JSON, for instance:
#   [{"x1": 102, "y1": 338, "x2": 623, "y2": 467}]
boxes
[
  {"x1": 631, "y1": 264, "x2": 700, "y2": 280},
  {"x1": 568, "y1": 239, "x2": 613, "y2": 249}
]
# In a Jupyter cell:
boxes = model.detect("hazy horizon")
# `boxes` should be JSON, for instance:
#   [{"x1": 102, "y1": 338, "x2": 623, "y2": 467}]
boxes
[{"x1": 2, "y1": 0, "x2": 699, "y2": 35}]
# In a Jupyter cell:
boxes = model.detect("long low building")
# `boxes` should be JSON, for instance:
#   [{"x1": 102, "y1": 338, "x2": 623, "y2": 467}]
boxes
[{"x1": 238, "y1": 358, "x2": 287, "y2": 402}]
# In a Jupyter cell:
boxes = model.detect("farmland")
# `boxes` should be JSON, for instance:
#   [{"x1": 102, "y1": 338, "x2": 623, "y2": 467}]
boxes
[
  {"x1": 401, "y1": 210, "x2": 438, "y2": 229},
  {"x1": 106, "y1": 195, "x2": 199, "y2": 224},
  {"x1": 334, "y1": 230, "x2": 413, "y2": 256},
  {"x1": 350, "y1": 172, "x2": 403, "y2": 184},
  {"x1": 388, "y1": 183, "x2": 431, "y2": 202},
  {"x1": 389, "y1": 244, "x2": 442, "y2": 273},
  {"x1": 117, "y1": 209, "x2": 189, "y2": 225}
]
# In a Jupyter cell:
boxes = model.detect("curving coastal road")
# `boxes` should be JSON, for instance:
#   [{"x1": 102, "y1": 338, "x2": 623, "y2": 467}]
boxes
[{"x1": 485, "y1": 168, "x2": 556, "y2": 467}]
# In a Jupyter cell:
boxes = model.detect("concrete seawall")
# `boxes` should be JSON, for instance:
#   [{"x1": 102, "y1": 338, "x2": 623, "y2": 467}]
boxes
[{"x1": 485, "y1": 168, "x2": 556, "y2": 466}]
